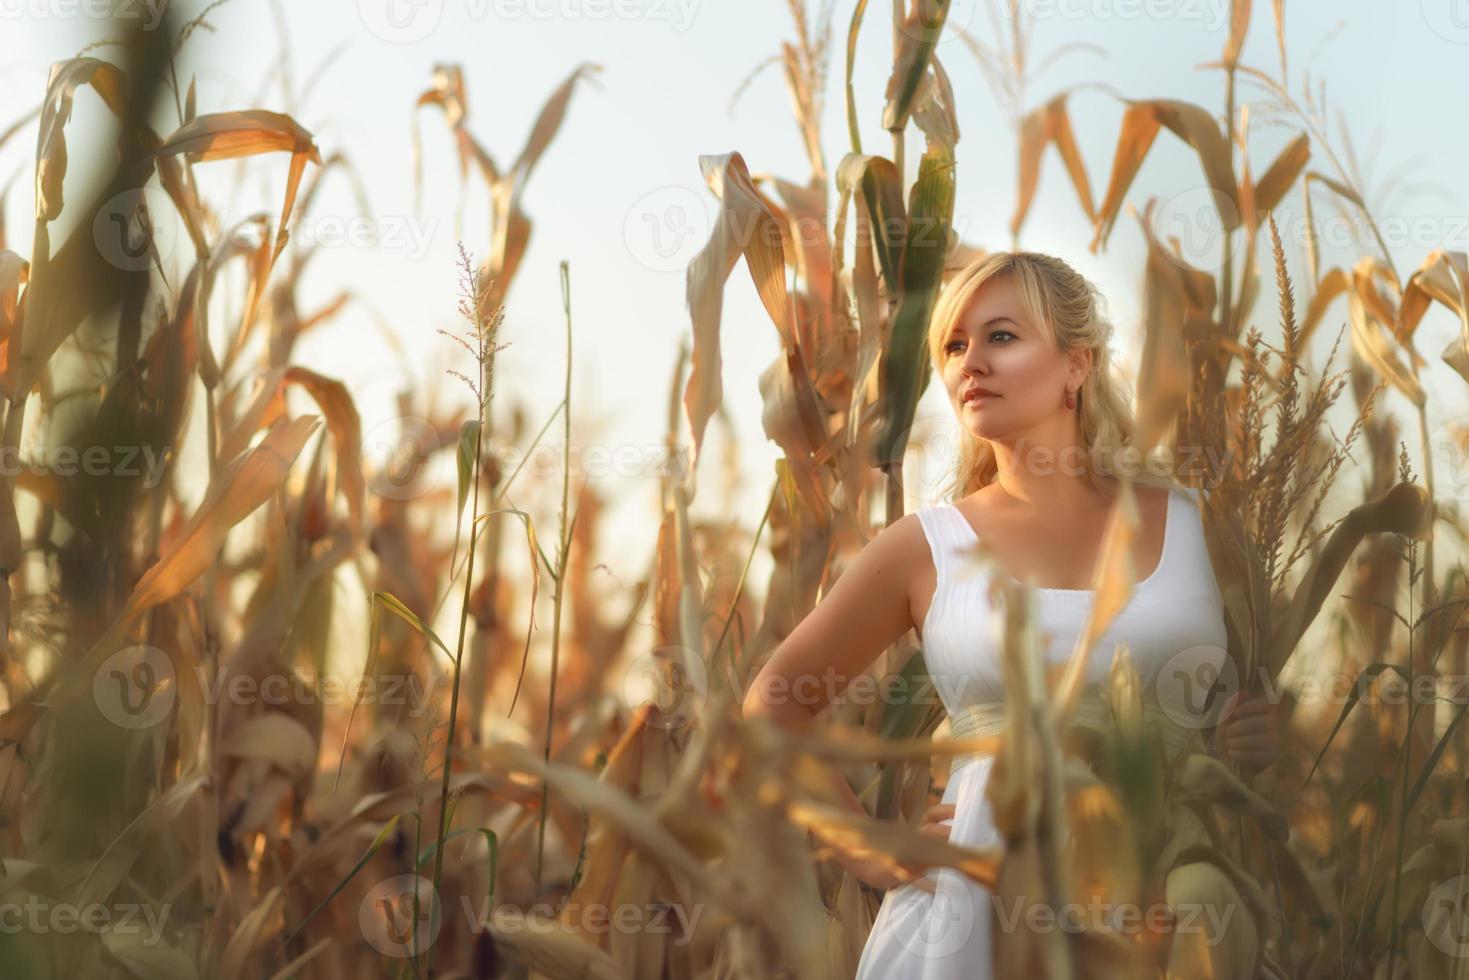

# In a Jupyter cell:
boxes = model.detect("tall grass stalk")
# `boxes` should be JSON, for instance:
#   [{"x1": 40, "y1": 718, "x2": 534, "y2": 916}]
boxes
[
  {"x1": 534, "y1": 259, "x2": 576, "y2": 889},
  {"x1": 423, "y1": 243, "x2": 505, "y2": 976}
]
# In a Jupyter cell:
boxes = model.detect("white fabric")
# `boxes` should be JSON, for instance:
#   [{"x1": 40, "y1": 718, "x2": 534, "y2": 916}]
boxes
[{"x1": 853, "y1": 484, "x2": 1230, "y2": 979}]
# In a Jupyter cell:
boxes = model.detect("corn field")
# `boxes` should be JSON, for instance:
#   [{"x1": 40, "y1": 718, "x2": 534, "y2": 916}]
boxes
[{"x1": 0, "y1": 0, "x2": 1465, "y2": 977}]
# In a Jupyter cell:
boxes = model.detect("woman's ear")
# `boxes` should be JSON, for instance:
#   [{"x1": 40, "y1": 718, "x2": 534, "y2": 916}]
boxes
[{"x1": 1068, "y1": 347, "x2": 1093, "y2": 391}]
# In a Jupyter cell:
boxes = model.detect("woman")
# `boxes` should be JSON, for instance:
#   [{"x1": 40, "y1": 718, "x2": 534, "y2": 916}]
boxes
[{"x1": 741, "y1": 251, "x2": 1279, "y2": 978}]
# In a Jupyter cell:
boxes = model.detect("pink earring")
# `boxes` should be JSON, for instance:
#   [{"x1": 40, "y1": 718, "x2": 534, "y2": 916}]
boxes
[{"x1": 1065, "y1": 388, "x2": 1076, "y2": 410}]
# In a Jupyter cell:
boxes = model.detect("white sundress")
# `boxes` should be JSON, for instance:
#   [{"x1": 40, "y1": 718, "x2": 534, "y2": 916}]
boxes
[{"x1": 853, "y1": 484, "x2": 1231, "y2": 979}]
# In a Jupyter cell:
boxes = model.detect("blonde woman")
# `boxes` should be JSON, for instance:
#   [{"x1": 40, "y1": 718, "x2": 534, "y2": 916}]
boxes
[{"x1": 742, "y1": 251, "x2": 1279, "y2": 978}]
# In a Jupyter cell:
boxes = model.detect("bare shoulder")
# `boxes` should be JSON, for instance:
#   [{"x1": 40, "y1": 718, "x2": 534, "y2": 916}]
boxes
[{"x1": 858, "y1": 510, "x2": 931, "y2": 577}]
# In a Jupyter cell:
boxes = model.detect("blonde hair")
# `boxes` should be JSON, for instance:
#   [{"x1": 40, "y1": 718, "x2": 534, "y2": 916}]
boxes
[{"x1": 926, "y1": 250, "x2": 1178, "y2": 501}]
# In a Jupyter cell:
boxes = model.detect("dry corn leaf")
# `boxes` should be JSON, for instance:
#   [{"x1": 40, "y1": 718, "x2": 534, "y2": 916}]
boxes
[
  {"x1": 1164, "y1": 860, "x2": 1260, "y2": 980},
  {"x1": 783, "y1": 796, "x2": 1001, "y2": 887},
  {"x1": 490, "y1": 907, "x2": 627, "y2": 980},
  {"x1": 34, "y1": 58, "x2": 128, "y2": 221},
  {"x1": 282, "y1": 366, "x2": 365, "y2": 540},
  {"x1": 482, "y1": 739, "x2": 758, "y2": 920},
  {"x1": 100, "y1": 932, "x2": 199, "y2": 980},
  {"x1": 1264, "y1": 481, "x2": 1430, "y2": 675},
  {"x1": 221, "y1": 714, "x2": 318, "y2": 780},
  {"x1": 155, "y1": 110, "x2": 321, "y2": 328},
  {"x1": 1401, "y1": 249, "x2": 1469, "y2": 339},
  {"x1": 1135, "y1": 201, "x2": 1215, "y2": 448},
  {"x1": 1300, "y1": 266, "x2": 1348, "y2": 348},
  {"x1": 124, "y1": 414, "x2": 321, "y2": 615},
  {"x1": 1223, "y1": 0, "x2": 1252, "y2": 67},
  {"x1": 219, "y1": 885, "x2": 283, "y2": 980},
  {"x1": 1347, "y1": 284, "x2": 1424, "y2": 407},
  {"x1": 1172, "y1": 753, "x2": 1286, "y2": 840},
  {"x1": 71, "y1": 772, "x2": 207, "y2": 911},
  {"x1": 1012, "y1": 91, "x2": 1096, "y2": 238},
  {"x1": 1092, "y1": 98, "x2": 1240, "y2": 252},
  {"x1": 1252, "y1": 131, "x2": 1310, "y2": 218},
  {"x1": 882, "y1": 0, "x2": 950, "y2": 132},
  {"x1": 684, "y1": 152, "x2": 807, "y2": 493}
]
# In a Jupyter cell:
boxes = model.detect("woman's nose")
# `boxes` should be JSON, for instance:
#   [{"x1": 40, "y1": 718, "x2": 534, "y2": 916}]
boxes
[{"x1": 963, "y1": 345, "x2": 988, "y2": 375}]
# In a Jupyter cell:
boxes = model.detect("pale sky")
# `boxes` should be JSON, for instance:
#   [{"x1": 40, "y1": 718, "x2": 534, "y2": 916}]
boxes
[{"x1": 2, "y1": 0, "x2": 1467, "y2": 641}]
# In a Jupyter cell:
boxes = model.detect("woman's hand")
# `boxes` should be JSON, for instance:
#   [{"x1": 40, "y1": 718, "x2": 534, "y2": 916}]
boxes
[
  {"x1": 836, "y1": 804, "x2": 957, "y2": 894},
  {"x1": 1212, "y1": 691, "x2": 1280, "y2": 773}
]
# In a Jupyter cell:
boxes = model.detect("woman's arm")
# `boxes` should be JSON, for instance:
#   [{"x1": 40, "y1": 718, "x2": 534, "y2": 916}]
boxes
[
  {"x1": 741, "y1": 513, "x2": 949, "y2": 890},
  {"x1": 740, "y1": 515, "x2": 925, "y2": 810},
  {"x1": 741, "y1": 512, "x2": 927, "y2": 729}
]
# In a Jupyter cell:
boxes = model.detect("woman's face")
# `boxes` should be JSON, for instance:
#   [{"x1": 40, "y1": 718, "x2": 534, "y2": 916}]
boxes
[{"x1": 939, "y1": 273, "x2": 1089, "y2": 443}]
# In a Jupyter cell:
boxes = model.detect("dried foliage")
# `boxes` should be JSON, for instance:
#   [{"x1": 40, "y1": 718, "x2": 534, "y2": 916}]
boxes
[{"x1": 0, "y1": 2, "x2": 1463, "y2": 979}]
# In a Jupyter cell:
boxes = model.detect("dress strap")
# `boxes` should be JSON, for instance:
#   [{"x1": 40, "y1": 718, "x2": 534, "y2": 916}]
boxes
[{"x1": 913, "y1": 504, "x2": 960, "y2": 580}]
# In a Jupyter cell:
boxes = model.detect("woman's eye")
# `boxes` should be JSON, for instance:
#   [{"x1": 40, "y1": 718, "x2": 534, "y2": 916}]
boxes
[
  {"x1": 944, "y1": 339, "x2": 965, "y2": 354},
  {"x1": 989, "y1": 330, "x2": 1015, "y2": 343}
]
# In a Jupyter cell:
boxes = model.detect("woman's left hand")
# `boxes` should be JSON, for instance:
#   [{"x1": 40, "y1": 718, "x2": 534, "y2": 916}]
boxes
[{"x1": 1212, "y1": 691, "x2": 1280, "y2": 773}]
